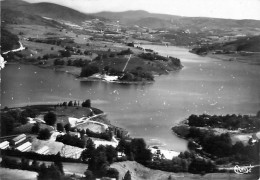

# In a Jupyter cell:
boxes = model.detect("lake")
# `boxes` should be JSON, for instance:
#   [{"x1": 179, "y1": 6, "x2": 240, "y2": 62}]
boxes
[{"x1": 1, "y1": 45, "x2": 260, "y2": 151}]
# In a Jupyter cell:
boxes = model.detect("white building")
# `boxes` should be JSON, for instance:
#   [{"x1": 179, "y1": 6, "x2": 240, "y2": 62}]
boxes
[
  {"x1": 12, "y1": 134, "x2": 26, "y2": 145},
  {"x1": 36, "y1": 146, "x2": 49, "y2": 155},
  {"x1": 0, "y1": 141, "x2": 10, "y2": 149},
  {"x1": 16, "y1": 141, "x2": 32, "y2": 152}
]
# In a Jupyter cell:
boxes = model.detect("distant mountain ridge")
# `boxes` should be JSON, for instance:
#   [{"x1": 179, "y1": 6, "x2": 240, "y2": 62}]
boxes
[
  {"x1": 2, "y1": 0, "x2": 260, "y2": 32},
  {"x1": 93, "y1": 10, "x2": 260, "y2": 30}
]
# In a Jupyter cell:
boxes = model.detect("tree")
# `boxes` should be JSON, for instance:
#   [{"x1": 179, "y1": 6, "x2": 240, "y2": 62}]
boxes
[
  {"x1": 80, "y1": 65, "x2": 99, "y2": 77},
  {"x1": 56, "y1": 123, "x2": 64, "y2": 132},
  {"x1": 38, "y1": 128, "x2": 51, "y2": 140},
  {"x1": 67, "y1": 59, "x2": 72, "y2": 66},
  {"x1": 131, "y1": 138, "x2": 152, "y2": 164},
  {"x1": 81, "y1": 139, "x2": 95, "y2": 162},
  {"x1": 82, "y1": 99, "x2": 91, "y2": 108},
  {"x1": 68, "y1": 101, "x2": 73, "y2": 106},
  {"x1": 31, "y1": 160, "x2": 40, "y2": 172},
  {"x1": 84, "y1": 170, "x2": 94, "y2": 180},
  {"x1": 106, "y1": 168, "x2": 119, "y2": 180},
  {"x1": 43, "y1": 54, "x2": 49, "y2": 60},
  {"x1": 59, "y1": 50, "x2": 71, "y2": 58},
  {"x1": 54, "y1": 153, "x2": 64, "y2": 174},
  {"x1": 44, "y1": 112, "x2": 57, "y2": 126},
  {"x1": 21, "y1": 158, "x2": 30, "y2": 170},
  {"x1": 31, "y1": 123, "x2": 40, "y2": 134},
  {"x1": 21, "y1": 108, "x2": 37, "y2": 118},
  {"x1": 1, "y1": 113, "x2": 15, "y2": 136},
  {"x1": 64, "y1": 123, "x2": 71, "y2": 132},
  {"x1": 38, "y1": 163, "x2": 63, "y2": 180},
  {"x1": 123, "y1": 170, "x2": 131, "y2": 180},
  {"x1": 105, "y1": 145, "x2": 117, "y2": 164}
]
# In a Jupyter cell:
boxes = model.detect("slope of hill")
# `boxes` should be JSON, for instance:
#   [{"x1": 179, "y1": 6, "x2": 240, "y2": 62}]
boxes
[
  {"x1": 0, "y1": 28, "x2": 20, "y2": 52},
  {"x1": 111, "y1": 161, "x2": 254, "y2": 180},
  {"x1": 1, "y1": 9, "x2": 65, "y2": 28},
  {"x1": 1, "y1": 0, "x2": 98, "y2": 24},
  {"x1": 224, "y1": 36, "x2": 260, "y2": 52}
]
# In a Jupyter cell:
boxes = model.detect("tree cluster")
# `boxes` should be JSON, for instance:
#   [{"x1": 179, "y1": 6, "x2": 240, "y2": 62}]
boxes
[
  {"x1": 85, "y1": 129, "x2": 113, "y2": 141},
  {"x1": 186, "y1": 127, "x2": 259, "y2": 164},
  {"x1": 116, "y1": 138, "x2": 152, "y2": 165},
  {"x1": 187, "y1": 114, "x2": 260, "y2": 132},
  {"x1": 138, "y1": 53, "x2": 168, "y2": 61},
  {"x1": 147, "y1": 150, "x2": 216, "y2": 174},
  {"x1": 1, "y1": 156, "x2": 64, "y2": 180},
  {"x1": 82, "y1": 99, "x2": 91, "y2": 108},
  {"x1": 38, "y1": 128, "x2": 51, "y2": 140},
  {"x1": 117, "y1": 48, "x2": 133, "y2": 55},
  {"x1": 84, "y1": 144, "x2": 119, "y2": 179},
  {"x1": 80, "y1": 64, "x2": 100, "y2": 77},
  {"x1": 56, "y1": 133, "x2": 86, "y2": 148},
  {"x1": 1, "y1": 108, "x2": 37, "y2": 136},
  {"x1": 54, "y1": 59, "x2": 65, "y2": 65},
  {"x1": 67, "y1": 59, "x2": 88, "y2": 67}
]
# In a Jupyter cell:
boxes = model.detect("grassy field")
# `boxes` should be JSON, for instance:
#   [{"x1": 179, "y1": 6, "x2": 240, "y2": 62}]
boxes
[
  {"x1": 111, "y1": 161, "x2": 255, "y2": 180},
  {"x1": 0, "y1": 168, "x2": 38, "y2": 180}
]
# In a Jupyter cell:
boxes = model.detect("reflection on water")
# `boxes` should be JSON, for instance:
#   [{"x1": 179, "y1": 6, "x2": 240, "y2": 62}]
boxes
[{"x1": 1, "y1": 45, "x2": 260, "y2": 151}]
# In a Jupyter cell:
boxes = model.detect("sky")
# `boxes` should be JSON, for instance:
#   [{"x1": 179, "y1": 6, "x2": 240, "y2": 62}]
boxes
[{"x1": 23, "y1": 0, "x2": 260, "y2": 20}]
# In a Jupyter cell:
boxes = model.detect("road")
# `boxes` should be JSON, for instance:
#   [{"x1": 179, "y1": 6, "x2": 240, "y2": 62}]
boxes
[{"x1": 2, "y1": 41, "x2": 25, "y2": 55}]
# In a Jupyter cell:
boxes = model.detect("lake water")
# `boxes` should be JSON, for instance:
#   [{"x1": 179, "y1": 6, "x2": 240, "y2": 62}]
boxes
[{"x1": 1, "y1": 45, "x2": 260, "y2": 152}]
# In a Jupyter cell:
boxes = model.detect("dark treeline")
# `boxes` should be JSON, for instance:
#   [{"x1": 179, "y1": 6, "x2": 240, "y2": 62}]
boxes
[
  {"x1": 56, "y1": 133, "x2": 86, "y2": 148},
  {"x1": 138, "y1": 52, "x2": 168, "y2": 61},
  {"x1": 1, "y1": 154, "x2": 66, "y2": 180},
  {"x1": 1, "y1": 107, "x2": 38, "y2": 136},
  {"x1": 0, "y1": 149, "x2": 81, "y2": 163},
  {"x1": 185, "y1": 127, "x2": 259, "y2": 164},
  {"x1": 187, "y1": 114, "x2": 260, "y2": 132},
  {"x1": 148, "y1": 150, "x2": 216, "y2": 174}
]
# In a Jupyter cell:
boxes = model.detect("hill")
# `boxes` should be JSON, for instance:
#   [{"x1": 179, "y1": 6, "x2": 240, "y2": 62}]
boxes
[
  {"x1": 191, "y1": 35, "x2": 260, "y2": 55},
  {"x1": 1, "y1": 0, "x2": 98, "y2": 25},
  {"x1": 224, "y1": 36, "x2": 260, "y2": 52},
  {"x1": 93, "y1": 10, "x2": 260, "y2": 31}
]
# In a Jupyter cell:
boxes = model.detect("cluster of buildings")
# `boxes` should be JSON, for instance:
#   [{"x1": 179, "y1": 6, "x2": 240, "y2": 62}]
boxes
[{"x1": 0, "y1": 134, "x2": 32, "y2": 152}]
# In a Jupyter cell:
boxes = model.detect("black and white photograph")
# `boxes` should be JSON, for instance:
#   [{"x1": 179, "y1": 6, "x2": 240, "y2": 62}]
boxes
[{"x1": 0, "y1": 0, "x2": 260, "y2": 179}]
